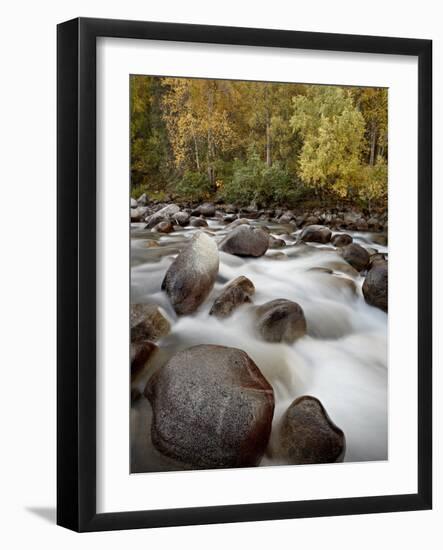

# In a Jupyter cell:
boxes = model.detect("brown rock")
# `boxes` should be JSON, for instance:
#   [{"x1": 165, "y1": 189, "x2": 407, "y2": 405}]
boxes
[
  {"x1": 130, "y1": 304, "x2": 171, "y2": 343},
  {"x1": 220, "y1": 225, "x2": 269, "y2": 257},
  {"x1": 256, "y1": 299, "x2": 307, "y2": 343},
  {"x1": 300, "y1": 225, "x2": 332, "y2": 244},
  {"x1": 278, "y1": 395, "x2": 346, "y2": 464},
  {"x1": 210, "y1": 276, "x2": 255, "y2": 318},
  {"x1": 331, "y1": 233, "x2": 353, "y2": 247},
  {"x1": 145, "y1": 345, "x2": 275, "y2": 469},
  {"x1": 341, "y1": 243, "x2": 370, "y2": 272},
  {"x1": 362, "y1": 261, "x2": 388, "y2": 312}
]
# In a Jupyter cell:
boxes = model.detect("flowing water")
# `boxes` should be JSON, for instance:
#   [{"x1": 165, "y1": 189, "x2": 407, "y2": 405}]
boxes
[{"x1": 130, "y1": 218, "x2": 388, "y2": 472}]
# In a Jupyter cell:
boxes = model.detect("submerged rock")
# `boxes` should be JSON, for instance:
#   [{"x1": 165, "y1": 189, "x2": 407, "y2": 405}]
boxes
[
  {"x1": 341, "y1": 243, "x2": 370, "y2": 272},
  {"x1": 145, "y1": 344, "x2": 275, "y2": 469},
  {"x1": 300, "y1": 224, "x2": 332, "y2": 244},
  {"x1": 210, "y1": 276, "x2": 255, "y2": 318},
  {"x1": 162, "y1": 232, "x2": 219, "y2": 315},
  {"x1": 362, "y1": 261, "x2": 388, "y2": 312},
  {"x1": 278, "y1": 395, "x2": 345, "y2": 464},
  {"x1": 331, "y1": 233, "x2": 353, "y2": 247},
  {"x1": 255, "y1": 299, "x2": 307, "y2": 343},
  {"x1": 269, "y1": 235, "x2": 286, "y2": 248},
  {"x1": 220, "y1": 225, "x2": 269, "y2": 257},
  {"x1": 130, "y1": 304, "x2": 171, "y2": 343}
]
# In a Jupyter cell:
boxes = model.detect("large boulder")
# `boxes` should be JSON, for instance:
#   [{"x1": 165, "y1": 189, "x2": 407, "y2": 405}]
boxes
[
  {"x1": 331, "y1": 233, "x2": 353, "y2": 247},
  {"x1": 172, "y1": 211, "x2": 191, "y2": 227},
  {"x1": 145, "y1": 204, "x2": 180, "y2": 229},
  {"x1": 145, "y1": 345, "x2": 275, "y2": 469},
  {"x1": 162, "y1": 232, "x2": 219, "y2": 315},
  {"x1": 255, "y1": 299, "x2": 307, "y2": 343},
  {"x1": 300, "y1": 225, "x2": 332, "y2": 244},
  {"x1": 130, "y1": 304, "x2": 171, "y2": 343},
  {"x1": 278, "y1": 396, "x2": 345, "y2": 464},
  {"x1": 198, "y1": 203, "x2": 216, "y2": 217},
  {"x1": 341, "y1": 243, "x2": 370, "y2": 272},
  {"x1": 210, "y1": 276, "x2": 255, "y2": 318},
  {"x1": 362, "y1": 261, "x2": 388, "y2": 312},
  {"x1": 220, "y1": 225, "x2": 269, "y2": 257}
]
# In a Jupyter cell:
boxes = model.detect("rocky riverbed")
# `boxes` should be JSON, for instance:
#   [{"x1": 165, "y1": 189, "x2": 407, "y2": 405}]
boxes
[{"x1": 130, "y1": 199, "x2": 388, "y2": 473}]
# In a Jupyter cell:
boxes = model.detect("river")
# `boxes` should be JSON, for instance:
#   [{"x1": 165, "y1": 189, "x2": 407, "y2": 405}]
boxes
[{"x1": 130, "y1": 217, "x2": 388, "y2": 472}]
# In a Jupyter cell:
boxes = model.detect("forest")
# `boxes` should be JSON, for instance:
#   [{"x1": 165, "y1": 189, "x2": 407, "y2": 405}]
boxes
[{"x1": 130, "y1": 76, "x2": 388, "y2": 210}]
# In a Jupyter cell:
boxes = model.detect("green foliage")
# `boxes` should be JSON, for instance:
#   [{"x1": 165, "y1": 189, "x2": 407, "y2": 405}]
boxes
[
  {"x1": 130, "y1": 76, "x2": 388, "y2": 208},
  {"x1": 176, "y1": 171, "x2": 212, "y2": 201}
]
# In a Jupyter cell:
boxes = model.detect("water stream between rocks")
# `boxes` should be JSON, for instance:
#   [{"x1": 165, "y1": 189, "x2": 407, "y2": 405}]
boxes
[{"x1": 130, "y1": 217, "x2": 388, "y2": 472}]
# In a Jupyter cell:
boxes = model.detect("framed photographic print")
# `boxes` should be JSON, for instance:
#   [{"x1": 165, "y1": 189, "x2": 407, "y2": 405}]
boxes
[{"x1": 57, "y1": 17, "x2": 432, "y2": 532}]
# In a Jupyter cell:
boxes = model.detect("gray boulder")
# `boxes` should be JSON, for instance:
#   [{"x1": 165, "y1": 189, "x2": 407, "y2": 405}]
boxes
[
  {"x1": 300, "y1": 224, "x2": 332, "y2": 244},
  {"x1": 331, "y1": 233, "x2": 353, "y2": 247},
  {"x1": 145, "y1": 204, "x2": 180, "y2": 229},
  {"x1": 210, "y1": 276, "x2": 255, "y2": 318},
  {"x1": 172, "y1": 211, "x2": 191, "y2": 226},
  {"x1": 144, "y1": 344, "x2": 275, "y2": 469},
  {"x1": 255, "y1": 299, "x2": 307, "y2": 343},
  {"x1": 130, "y1": 197, "x2": 138, "y2": 208},
  {"x1": 362, "y1": 261, "x2": 388, "y2": 312},
  {"x1": 341, "y1": 243, "x2": 370, "y2": 272},
  {"x1": 198, "y1": 203, "x2": 216, "y2": 217},
  {"x1": 278, "y1": 396, "x2": 345, "y2": 464},
  {"x1": 220, "y1": 225, "x2": 269, "y2": 257},
  {"x1": 130, "y1": 304, "x2": 171, "y2": 343},
  {"x1": 162, "y1": 232, "x2": 219, "y2": 315}
]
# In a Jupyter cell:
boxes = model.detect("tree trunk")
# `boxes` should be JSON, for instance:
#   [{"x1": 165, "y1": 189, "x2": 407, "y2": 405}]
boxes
[
  {"x1": 266, "y1": 120, "x2": 272, "y2": 167},
  {"x1": 369, "y1": 124, "x2": 377, "y2": 166},
  {"x1": 192, "y1": 131, "x2": 200, "y2": 171}
]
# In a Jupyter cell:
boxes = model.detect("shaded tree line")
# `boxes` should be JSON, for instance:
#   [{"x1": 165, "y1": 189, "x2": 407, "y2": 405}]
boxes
[{"x1": 130, "y1": 75, "x2": 387, "y2": 209}]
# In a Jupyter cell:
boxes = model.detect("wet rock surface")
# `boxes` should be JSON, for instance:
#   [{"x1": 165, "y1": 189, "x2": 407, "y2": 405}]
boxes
[
  {"x1": 362, "y1": 261, "x2": 388, "y2": 312},
  {"x1": 145, "y1": 344, "x2": 275, "y2": 469},
  {"x1": 220, "y1": 225, "x2": 269, "y2": 257},
  {"x1": 255, "y1": 299, "x2": 307, "y2": 343},
  {"x1": 341, "y1": 243, "x2": 370, "y2": 272},
  {"x1": 210, "y1": 276, "x2": 255, "y2": 318},
  {"x1": 278, "y1": 395, "x2": 346, "y2": 464},
  {"x1": 162, "y1": 232, "x2": 219, "y2": 315},
  {"x1": 300, "y1": 224, "x2": 332, "y2": 244},
  {"x1": 130, "y1": 304, "x2": 171, "y2": 343}
]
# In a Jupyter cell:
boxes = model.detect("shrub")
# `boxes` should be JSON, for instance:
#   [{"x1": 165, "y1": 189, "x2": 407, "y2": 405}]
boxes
[{"x1": 176, "y1": 171, "x2": 212, "y2": 201}]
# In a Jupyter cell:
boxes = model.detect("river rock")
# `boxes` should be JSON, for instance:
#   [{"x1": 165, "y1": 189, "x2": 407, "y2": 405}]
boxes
[
  {"x1": 198, "y1": 203, "x2": 216, "y2": 217},
  {"x1": 278, "y1": 396, "x2": 345, "y2": 464},
  {"x1": 153, "y1": 220, "x2": 174, "y2": 233},
  {"x1": 279, "y1": 211, "x2": 296, "y2": 224},
  {"x1": 220, "y1": 225, "x2": 269, "y2": 257},
  {"x1": 300, "y1": 224, "x2": 332, "y2": 244},
  {"x1": 172, "y1": 211, "x2": 191, "y2": 226},
  {"x1": 131, "y1": 208, "x2": 142, "y2": 222},
  {"x1": 226, "y1": 217, "x2": 250, "y2": 230},
  {"x1": 255, "y1": 299, "x2": 307, "y2": 343},
  {"x1": 189, "y1": 216, "x2": 208, "y2": 227},
  {"x1": 331, "y1": 233, "x2": 353, "y2": 247},
  {"x1": 223, "y1": 214, "x2": 237, "y2": 223},
  {"x1": 131, "y1": 341, "x2": 158, "y2": 379},
  {"x1": 145, "y1": 344, "x2": 275, "y2": 469},
  {"x1": 362, "y1": 261, "x2": 388, "y2": 312},
  {"x1": 162, "y1": 232, "x2": 219, "y2": 315},
  {"x1": 130, "y1": 304, "x2": 171, "y2": 343},
  {"x1": 210, "y1": 276, "x2": 255, "y2": 318},
  {"x1": 341, "y1": 243, "x2": 370, "y2": 272},
  {"x1": 137, "y1": 193, "x2": 149, "y2": 206},
  {"x1": 130, "y1": 197, "x2": 138, "y2": 208},
  {"x1": 269, "y1": 235, "x2": 286, "y2": 248},
  {"x1": 145, "y1": 204, "x2": 180, "y2": 229}
]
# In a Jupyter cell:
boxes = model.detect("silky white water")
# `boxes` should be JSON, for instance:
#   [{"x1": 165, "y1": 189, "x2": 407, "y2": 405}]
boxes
[{"x1": 130, "y1": 219, "x2": 388, "y2": 471}]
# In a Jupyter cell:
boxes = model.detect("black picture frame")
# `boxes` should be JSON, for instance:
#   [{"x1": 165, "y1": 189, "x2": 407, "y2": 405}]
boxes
[{"x1": 57, "y1": 17, "x2": 432, "y2": 532}]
